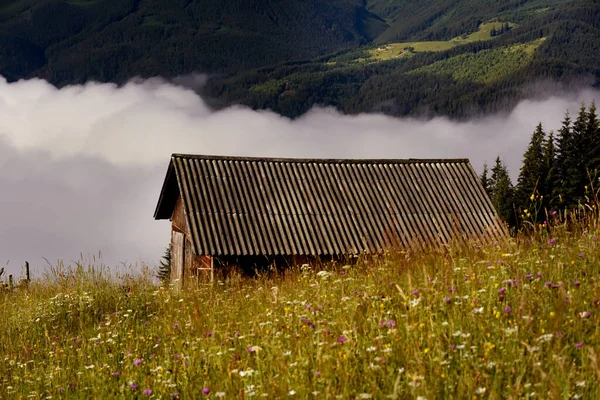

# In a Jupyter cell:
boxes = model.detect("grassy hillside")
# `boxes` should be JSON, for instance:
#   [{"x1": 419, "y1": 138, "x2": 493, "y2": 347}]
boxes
[
  {"x1": 1, "y1": 213, "x2": 600, "y2": 398},
  {"x1": 409, "y1": 38, "x2": 546, "y2": 84},
  {"x1": 362, "y1": 21, "x2": 518, "y2": 61},
  {"x1": 368, "y1": 0, "x2": 571, "y2": 43}
]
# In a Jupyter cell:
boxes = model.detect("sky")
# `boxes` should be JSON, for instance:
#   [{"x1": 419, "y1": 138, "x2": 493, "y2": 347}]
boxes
[{"x1": 1, "y1": 75, "x2": 599, "y2": 278}]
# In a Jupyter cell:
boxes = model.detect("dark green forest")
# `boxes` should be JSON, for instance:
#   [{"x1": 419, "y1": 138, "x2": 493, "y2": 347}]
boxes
[
  {"x1": 0, "y1": 0, "x2": 599, "y2": 118},
  {"x1": 482, "y1": 101, "x2": 600, "y2": 230}
]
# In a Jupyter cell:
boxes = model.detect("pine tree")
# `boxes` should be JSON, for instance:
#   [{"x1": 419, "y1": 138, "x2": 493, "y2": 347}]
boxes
[
  {"x1": 480, "y1": 162, "x2": 492, "y2": 197},
  {"x1": 490, "y1": 156, "x2": 515, "y2": 227},
  {"x1": 157, "y1": 245, "x2": 171, "y2": 282},
  {"x1": 516, "y1": 123, "x2": 545, "y2": 213}
]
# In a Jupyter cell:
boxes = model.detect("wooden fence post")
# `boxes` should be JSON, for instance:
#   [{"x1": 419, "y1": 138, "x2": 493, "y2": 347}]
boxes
[
  {"x1": 25, "y1": 261, "x2": 30, "y2": 282},
  {"x1": 8, "y1": 275, "x2": 13, "y2": 288}
]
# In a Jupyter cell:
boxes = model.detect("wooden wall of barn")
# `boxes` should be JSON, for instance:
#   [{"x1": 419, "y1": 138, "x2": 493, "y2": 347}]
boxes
[{"x1": 170, "y1": 195, "x2": 213, "y2": 286}]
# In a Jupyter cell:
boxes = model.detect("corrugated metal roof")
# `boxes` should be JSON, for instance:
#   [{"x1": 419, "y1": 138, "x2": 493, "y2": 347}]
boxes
[{"x1": 154, "y1": 154, "x2": 504, "y2": 256}]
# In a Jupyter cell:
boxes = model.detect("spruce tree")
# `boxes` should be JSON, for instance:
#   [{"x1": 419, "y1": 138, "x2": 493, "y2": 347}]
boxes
[
  {"x1": 480, "y1": 162, "x2": 492, "y2": 197},
  {"x1": 541, "y1": 131, "x2": 557, "y2": 211},
  {"x1": 490, "y1": 156, "x2": 515, "y2": 227},
  {"x1": 570, "y1": 103, "x2": 589, "y2": 201},
  {"x1": 585, "y1": 101, "x2": 600, "y2": 176},
  {"x1": 157, "y1": 245, "x2": 171, "y2": 282},
  {"x1": 553, "y1": 111, "x2": 575, "y2": 206},
  {"x1": 516, "y1": 123, "x2": 545, "y2": 214}
]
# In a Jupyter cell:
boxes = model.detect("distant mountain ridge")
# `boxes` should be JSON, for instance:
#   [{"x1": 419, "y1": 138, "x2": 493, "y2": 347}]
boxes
[{"x1": 0, "y1": 0, "x2": 598, "y2": 118}]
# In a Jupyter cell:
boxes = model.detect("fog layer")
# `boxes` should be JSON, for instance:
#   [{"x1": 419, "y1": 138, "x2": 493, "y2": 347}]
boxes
[{"x1": 1, "y1": 76, "x2": 599, "y2": 276}]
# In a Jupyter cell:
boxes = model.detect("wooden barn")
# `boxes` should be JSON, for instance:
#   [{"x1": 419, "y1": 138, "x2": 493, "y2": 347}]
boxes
[{"x1": 154, "y1": 154, "x2": 504, "y2": 285}]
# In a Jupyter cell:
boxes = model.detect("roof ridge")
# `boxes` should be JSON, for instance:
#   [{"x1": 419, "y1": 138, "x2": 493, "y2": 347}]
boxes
[{"x1": 170, "y1": 153, "x2": 470, "y2": 164}]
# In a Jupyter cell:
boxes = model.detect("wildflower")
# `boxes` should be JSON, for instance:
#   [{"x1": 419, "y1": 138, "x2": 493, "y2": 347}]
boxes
[
  {"x1": 444, "y1": 296, "x2": 452, "y2": 304},
  {"x1": 170, "y1": 393, "x2": 180, "y2": 399},
  {"x1": 215, "y1": 393, "x2": 225, "y2": 398},
  {"x1": 337, "y1": 337, "x2": 347, "y2": 344},
  {"x1": 548, "y1": 238, "x2": 555, "y2": 245},
  {"x1": 574, "y1": 281, "x2": 581, "y2": 287},
  {"x1": 130, "y1": 384, "x2": 138, "y2": 390},
  {"x1": 143, "y1": 389, "x2": 152, "y2": 396},
  {"x1": 472, "y1": 307, "x2": 484, "y2": 314},
  {"x1": 134, "y1": 358, "x2": 142, "y2": 366},
  {"x1": 552, "y1": 210, "x2": 558, "y2": 216},
  {"x1": 498, "y1": 287, "x2": 506, "y2": 294},
  {"x1": 475, "y1": 387, "x2": 486, "y2": 395},
  {"x1": 545, "y1": 281, "x2": 551, "y2": 287},
  {"x1": 504, "y1": 306, "x2": 512, "y2": 314},
  {"x1": 580, "y1": 311, "x2": 591, "y2": 318},
  {"x1": 535, "y1": 334, "x2": 553, "y2": 343},
  {"x1": 202, "y1": 387, "x2": 211, "y2": 395},
  {"x1": 450, "y1": 344, "x2": 456, "y2": 350},
  {"x1": 357, "y1": 394, "x2": 372, "y2": 399},
  {"x1": 579, "y1": 253, "x2": 585, "y2": 259},
  {"x1": 575, "y1": 342, "x2": 583, "y2": 348},
  {"x1": 113, "y1": 372, "x2": 120, "y2": 377},
  {"x1": 173, "y1": 323, "x2": 180, "y2": 329},
  {"x1": 576, "y1": 381, "x2": 586, "y2": 387},
  {"x1": 288, "y1": 390, "x2": 296, "y2": 396},
  {"x1": 411, "y1": 289, "x2": 420, "y2": 296}
]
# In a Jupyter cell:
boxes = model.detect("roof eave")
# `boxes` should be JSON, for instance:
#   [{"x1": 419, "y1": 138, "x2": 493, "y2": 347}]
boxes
[{"x1": 153, "y1": 158, "x2": 179, "y2": 220}]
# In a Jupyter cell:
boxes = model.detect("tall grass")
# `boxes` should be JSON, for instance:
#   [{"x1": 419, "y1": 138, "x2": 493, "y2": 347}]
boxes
[{"x1": 1, "y1": 215, "x2": 600, "y2": 398}]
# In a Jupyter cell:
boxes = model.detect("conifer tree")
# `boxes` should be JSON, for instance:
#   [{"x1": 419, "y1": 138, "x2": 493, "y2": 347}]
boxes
[
  {"x1": 541, "y1": 131, "x2": 557, "y2": 210},
  {"x1": 585, "y1": 101, "x2": 600, "y2": 175},
  {"x1": 490, "y1": 156, "x2": 515, "y2": 227},
  {"x1": 569, "y1": 103, "x2": 589, "y2": 201},
  {"x1": 157, "y1": 245, "x2": 171, "y2": 282},
  {"x1": 553, "y1": 111, "x2": 575, "y2": 206},
  {"x1": 480, "y1": 162, "x2": 492, "y2": 197},
  {"x1": 516, "y1": 123, "x2": 545, "y2": 213}
]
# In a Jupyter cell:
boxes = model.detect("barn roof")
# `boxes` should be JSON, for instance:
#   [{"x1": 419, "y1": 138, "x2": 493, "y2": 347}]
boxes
[{"x1": 154, "y1": 154, "x2": 504, "y2": 256}]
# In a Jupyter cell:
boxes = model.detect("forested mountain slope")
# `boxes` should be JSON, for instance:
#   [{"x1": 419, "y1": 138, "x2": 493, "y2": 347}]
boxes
[
  {"x1": 0, "y1": 0, "x2": 598, "y2": 118},
  {"x1": 0, "y1": 0, "x2": 386, "y2": 84},
  {"x1": 203, "y1": 0, "x2": 600, "y2": 118}
]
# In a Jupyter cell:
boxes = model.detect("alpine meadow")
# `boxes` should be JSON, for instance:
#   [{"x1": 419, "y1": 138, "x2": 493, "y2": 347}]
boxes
[{"x1": 2, "y1": 0, "x2": 600, "y2": 399}]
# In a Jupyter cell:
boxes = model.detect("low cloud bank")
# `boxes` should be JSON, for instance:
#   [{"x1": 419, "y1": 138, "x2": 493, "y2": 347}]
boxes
[{"x1": 1, "y1": 76, "x2": 599, "y2": 276}]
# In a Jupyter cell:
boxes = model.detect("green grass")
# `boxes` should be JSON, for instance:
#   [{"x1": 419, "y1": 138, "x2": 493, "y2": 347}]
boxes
[
  {"x1": 1, "y1": 210, "x2": 600, "y2": 398},
  {"x1": 409, "y1": 38, "x2": 546, "y2": 84},
  {"x1": 362, "y1": 21, "x2": 518, "y2": 62},
  {"x1": 366, "y1": 41, "x2": 457, "y2": 60},
  {"x1": 454, "y1": 21, "x2": 519, "y2": 42}
]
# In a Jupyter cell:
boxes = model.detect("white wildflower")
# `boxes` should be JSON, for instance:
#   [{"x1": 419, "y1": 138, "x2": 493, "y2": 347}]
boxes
[
  {"x1": 535, "y1": 334, "x2": 553, "y2": 343},
  {"x1": 288, "y1": 390, "x2": 296, "y2": 396},
  {"x1": 575, "y1": 381, "x2": 586, "y2": 387},
  {"x1": 475, "y1": 387, "x2": 486, "y2": 395},
  {"x1": 358, "y1": 394, "x2": 372, "y2": 399}
]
